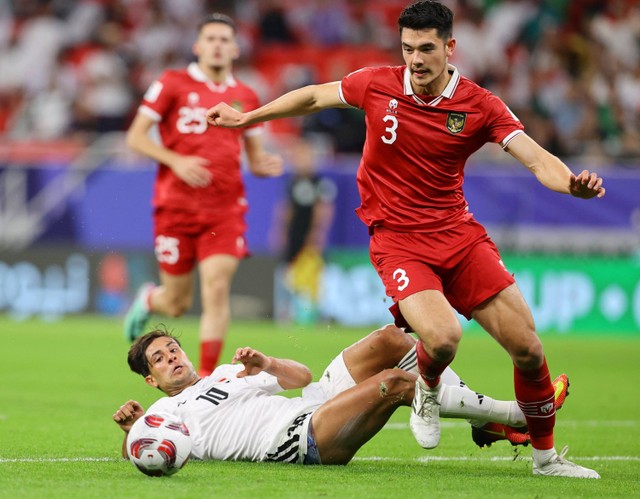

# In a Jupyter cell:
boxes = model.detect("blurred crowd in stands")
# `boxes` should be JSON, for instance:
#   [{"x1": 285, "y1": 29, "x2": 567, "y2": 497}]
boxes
[{"x1": 0, "y1": 0, "x2": 639, "y2": 163}]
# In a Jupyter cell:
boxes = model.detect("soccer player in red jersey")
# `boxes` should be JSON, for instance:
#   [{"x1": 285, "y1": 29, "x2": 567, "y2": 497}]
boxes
[
  {"x1": 124, "y1": 14, "x2": 283, "y2": 376},
  {"x1": 205, "y1": 1, "x2": 603, "y2": 478}
]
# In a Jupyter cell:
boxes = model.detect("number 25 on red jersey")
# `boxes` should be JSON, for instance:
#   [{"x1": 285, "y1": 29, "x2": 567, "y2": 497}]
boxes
[{"x1": 176, "y1": 106, "x2": 208, "y2": 134}]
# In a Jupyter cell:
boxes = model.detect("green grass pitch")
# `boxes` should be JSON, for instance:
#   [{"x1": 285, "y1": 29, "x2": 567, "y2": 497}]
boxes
[{"x1": 1, "y1": 314, "x2": 639, "y2": 498}]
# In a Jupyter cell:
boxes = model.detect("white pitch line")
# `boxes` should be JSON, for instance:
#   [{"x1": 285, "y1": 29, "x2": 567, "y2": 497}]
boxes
[
  {"x1": 558, "y1": 420, "x2": 639, "y2": 428},
  {"x1": 356, "y1": 456, "x2": 640, "y2": 463},
  {"x1": 0, "y1": 457, "x2": 118, "y2": 463},
  {"x1": 2, "y1": 455, "x2": 639, "y2": 464}
]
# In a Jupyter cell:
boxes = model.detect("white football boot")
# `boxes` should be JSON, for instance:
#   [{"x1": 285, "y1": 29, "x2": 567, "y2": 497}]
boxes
[
  {"x1": 409, "y1": 377, "x2": 441, "y2": 449},
  {"x1": 533, "y1": 446, "x2": 601, "y2": 479}
]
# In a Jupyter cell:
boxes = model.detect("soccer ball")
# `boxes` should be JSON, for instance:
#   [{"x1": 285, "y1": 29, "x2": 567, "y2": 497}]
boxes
[{"x1": 126, "y1": 413, "x2": 192, "y2": 476}]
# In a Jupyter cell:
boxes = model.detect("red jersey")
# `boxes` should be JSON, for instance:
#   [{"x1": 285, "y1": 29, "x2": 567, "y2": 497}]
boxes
[
  {"x1": 339, "y1": 65, "x2": 524, "y2": 232},
  {"x1": 139, "y1": 63, "x2": 262, "y2": 219}
]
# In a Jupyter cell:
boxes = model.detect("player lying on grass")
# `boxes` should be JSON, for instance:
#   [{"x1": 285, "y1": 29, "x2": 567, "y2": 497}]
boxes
[{"x1": 114, "y1": 324, "x2": 568, "y2": 466}]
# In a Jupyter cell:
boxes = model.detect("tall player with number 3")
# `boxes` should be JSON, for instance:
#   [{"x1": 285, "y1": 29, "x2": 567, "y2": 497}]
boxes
[
  {"x1": 206, "y1": 1, "x2": 604, "y2": 478},
  {"x1": 124, "y1": 13, "x2": 282, "y2": 376}
]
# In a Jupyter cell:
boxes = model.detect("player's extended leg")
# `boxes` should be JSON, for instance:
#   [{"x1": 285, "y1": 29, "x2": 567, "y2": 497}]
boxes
[
  {"x1": 399, "y1": 290, "x2": 462, "y2": 449},
  {"x1": 311, "y1": 368, "x2": 414, "y2": 465},
  {"x1": 123, "y1": 271, "x2": 194, "y2": 342},
  {"x1": 471, "y1": 373, "x2": 570, "y2": 448},
  {"x1": 472, "y1": 283, "x2": 599, "y2": 478},
  {"x1": 322, "y1": 324, "x2": 527, "y2": 434},
  {"x1": 341, "y1": 324, "x2": 417, "y2": 382},
  {"x1": 197, "y1": 254, "x2": 240, "y2": 376},
  {"x1": 154, "y1": 271, "x2": 195, "y2": 318},
  {"x1": 385, "y1": 326, "x2": 568, "y2": 448},
  {"x1": 400, "y1": 290, "x2": 462, "y2": 372},
  {"x1": 333, "y1": 322, "x2": 526, "y2": 439},
  {"x1": 392, "y1": 334, "x2": 529, "y2": 432}
]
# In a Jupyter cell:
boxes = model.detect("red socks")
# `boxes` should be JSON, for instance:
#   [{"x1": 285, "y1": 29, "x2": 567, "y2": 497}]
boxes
[
  {"x1": 199, "y1": 339, "x2": 224, "y2": 377},
  {"x1": 514, "y1": 358, "x2": 555, "y2": 450},
  {"x1": 415, "y1": 341, "x2": 453, "y2": 388}
]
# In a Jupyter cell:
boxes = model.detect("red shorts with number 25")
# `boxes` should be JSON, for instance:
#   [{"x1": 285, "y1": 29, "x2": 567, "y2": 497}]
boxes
[
  {"x1": 153, "y1": 208, "x2": 249, "y2": 275},
  {"x1": 369, "y1": 218, "x2": 514, "y2": 322}
]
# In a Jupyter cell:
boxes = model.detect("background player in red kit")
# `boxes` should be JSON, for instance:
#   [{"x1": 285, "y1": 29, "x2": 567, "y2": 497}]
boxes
[
  {"x1": 206, "y1": 1, "x2": 604, "y2": 478},
  {"x1": 124, "y1": 13, "x2": 282, "y2": 375}
]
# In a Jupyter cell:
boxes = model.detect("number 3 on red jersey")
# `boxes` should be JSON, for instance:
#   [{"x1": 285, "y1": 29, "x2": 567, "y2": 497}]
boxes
[{"x1": 381, "y1": 115, "x2": 398, "y2": 144}]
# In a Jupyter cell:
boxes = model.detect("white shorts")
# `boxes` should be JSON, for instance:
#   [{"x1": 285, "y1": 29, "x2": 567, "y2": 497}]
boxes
[
  {"x1": 262, "y1": 350, "x2": 358, "y2": 465},
  {"x1": 317, "y1": 351, "x2": 357, "y2": 400}
]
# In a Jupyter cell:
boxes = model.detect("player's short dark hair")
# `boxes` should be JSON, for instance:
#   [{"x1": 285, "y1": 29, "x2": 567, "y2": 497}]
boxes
[
  {"x1": 398, "y1": 1, "x2": 453, "y2": 40},
  {"x1": 128, "y1": 327, "x2": 182, "y2": 377},
  {"x1": 198, "y1": 13, "x2": 237, "y2": 35}
]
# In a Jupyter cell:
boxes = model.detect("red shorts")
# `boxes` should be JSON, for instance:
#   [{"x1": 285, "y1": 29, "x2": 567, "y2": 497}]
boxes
[
  {"x1": 153, "y1": 208, "x2": 249, "y2": 275},
  {"x1": 369, "y1": 218, "x2": 514, "y2": 321}
]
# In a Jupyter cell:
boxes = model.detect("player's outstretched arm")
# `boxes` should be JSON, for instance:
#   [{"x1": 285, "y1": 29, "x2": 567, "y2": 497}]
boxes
[
  {"x1": 126, "y1": 112, "x2": 213, "y2": 188},
  {"x1": 232, "y1": 347, "x2": 312, "y2": 390},
  {"x1": 113, "y1": 400, "x2": 145, "y2": 458},
  {"x1": 505, "y1": 133, "x2": 605, "y2": 199},
  {"x1": 206, "y1": 81, "x2": 347, "y2": 128}
]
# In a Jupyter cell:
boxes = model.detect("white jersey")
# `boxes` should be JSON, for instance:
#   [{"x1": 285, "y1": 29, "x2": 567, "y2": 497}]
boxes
[{"x1": 146, "y1": 364, "x2": 325, "y2": 462}]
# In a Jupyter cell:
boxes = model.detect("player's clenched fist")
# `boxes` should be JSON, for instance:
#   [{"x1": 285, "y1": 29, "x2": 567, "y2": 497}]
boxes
[
  {"x1": 113, "y1": 400, "x2": 145, "y2": 432},
  {"x1": 206, "y1": 103, "x2": 246, "y2": 128}
]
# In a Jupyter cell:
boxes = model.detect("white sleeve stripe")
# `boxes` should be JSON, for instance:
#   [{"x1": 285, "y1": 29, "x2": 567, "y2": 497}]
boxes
[
  {"x1": 338, "y1": 83, "x2": 358, "y2": 109},
  {"x1": 337, "y1": 83, "x2": 347, "y2": 105},
  {"x1": 500, "y1": 130, "x2": 524, "y2": 149},
  {"x1": 138, "y1": 105, "x2": 162, "y2": 122}
]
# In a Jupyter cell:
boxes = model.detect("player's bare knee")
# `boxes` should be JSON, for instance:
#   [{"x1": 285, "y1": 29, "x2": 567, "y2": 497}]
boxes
[
  {"x1": 431, "y1": 345, "x2": 456, "y2": 364},
  {"x1": 376, "y1": 324, "x2": 415, "y2": 356},
  {"x1": 428, "y1": 335, "x2": 460, "y2": 362},
  {"x1": 511, "y1": 339, "x2": 544, "y2": 370},
  {"x1": 203, "y1": 279, "x2": 232, "y2": 302},
  {"x1": 165, "y1": 299, "x2": 191, "y2": 317},
  {"x1": 417, "y1": 322, "x2": 460, "y2": 361}
]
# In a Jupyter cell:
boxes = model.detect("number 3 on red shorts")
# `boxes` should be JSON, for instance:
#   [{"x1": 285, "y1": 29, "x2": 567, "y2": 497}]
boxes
[{"x1": 393, "y1": 268, "x2": 409, "y2": 291}]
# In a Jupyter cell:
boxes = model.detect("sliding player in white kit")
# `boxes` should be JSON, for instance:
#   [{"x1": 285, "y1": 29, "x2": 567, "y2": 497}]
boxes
[{"x1": 114, "y1": 325, "x2": 568, "y2": 464}]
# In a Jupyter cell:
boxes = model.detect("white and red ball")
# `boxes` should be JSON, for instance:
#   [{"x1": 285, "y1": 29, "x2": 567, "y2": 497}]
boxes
[{"x1": 126, "y1": 413, "x2": 192, "y2": 476}]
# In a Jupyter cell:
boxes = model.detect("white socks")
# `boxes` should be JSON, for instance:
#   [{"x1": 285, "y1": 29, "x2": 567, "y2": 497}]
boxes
[
  {"x1": 533, "y1": 447, "x2": 557, "y2": 466},
  {"x1": 398, "y1": 346, "x2": 526, "y2": 427},
  {"x1": 439, "y1": 385, "x2": 526, "y2": 427}
]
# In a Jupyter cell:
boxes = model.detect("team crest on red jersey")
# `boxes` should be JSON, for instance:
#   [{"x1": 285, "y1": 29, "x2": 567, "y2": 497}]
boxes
[
  {"x1": 187, "y1": 92, "x2": 200, "y2": 105},
  {"x1": 386, "y1": 99, "x2": 398, "y2": 114},
  {"x1": 446, "y1": 112, "x2": 466, "y2": 134},
  {"x1": 231, "y1": 100, "x2": 244, "y2": 112}
]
